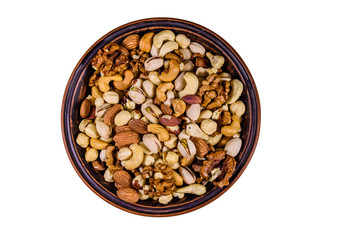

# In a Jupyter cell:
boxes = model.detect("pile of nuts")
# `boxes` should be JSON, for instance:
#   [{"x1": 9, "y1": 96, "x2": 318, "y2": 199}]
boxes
[{"x1": 76, "y1": 30, "x2": 246, "y2": 205}]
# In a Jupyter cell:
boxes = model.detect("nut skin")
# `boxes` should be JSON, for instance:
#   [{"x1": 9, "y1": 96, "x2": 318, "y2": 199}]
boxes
[
  {"x1": 121, "y1": 34, "x2": 140, "y2": 50},
  {"x1": 80, "y1": 99, "x2": 91, "y2": 118},
  {"x1": 159, "y1": 115, "x2": 180, "y2": 126},
  {"x1": 113, "y1": 130, "x2": 140, "y2": 149},
  {"x1": 190, "y1": 136, "x2": 210, "y2": 157},
  {"x1": 128, "y1": 119, "x2": 149, "y2": 134},
  {"x1": 160, "y1": 104, "x2": 173, "y2": 115},
  {"x1": 116, "y1": 187, "x2": 140, "y2": 204},
  {"x1": 103, "y1": 104, "x2": 124, "y2": 125},
  {"x1": 113, "y1": 170, "x2": 133, "y2": 188},
  {"x1": 92, "y1": 160, "x2": 105, "y2": 171},
  {"x1": 182, "y1": 95, "x2": 202, "y2": 104}
]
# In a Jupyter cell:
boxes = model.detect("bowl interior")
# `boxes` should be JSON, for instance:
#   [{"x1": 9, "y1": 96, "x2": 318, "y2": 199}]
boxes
[{"x1": 62, "y1": 18, "x2": 260, "y2": 216}]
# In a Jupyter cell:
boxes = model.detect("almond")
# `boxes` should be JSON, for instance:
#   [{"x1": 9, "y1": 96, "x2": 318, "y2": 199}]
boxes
[
  {"x1": 113, "y1": 170, "x2": 133, "y2": 188},
  {"x1": 116, "y1": 187, "x2": 139, "y2": 204},
  {"x1": 113, "y1": 130, "x2": 140, "y2": 148},
  {"x1": 80, "y1": 99, "x2": 91, "y2": 118},
  {"x1": 121, "y1": 34, "x2": 140, "y2": 50},
  {"x1": 190, "y1": 136, "x2": 210, "y2": 157},
  {"x1": 103, "y1": 104, "x2": 123, "y2": 125},
  {"x1": 128, "y1": 119, "x2": 149, "y2": 134},
  {"x1": 114, "y1": 125, "x2": 132, "y2": 134},
  {"x1": 182, "y1": 95, "x2": 202, "y2": 104},
  {"x1": 160, "y1": 104, "x2": 173, "y2": 115}
]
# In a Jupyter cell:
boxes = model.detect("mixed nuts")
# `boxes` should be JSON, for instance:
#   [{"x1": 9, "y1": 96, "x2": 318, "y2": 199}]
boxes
[{"x1": 76, "y1": 30, "x2": 246, "y2": 205}]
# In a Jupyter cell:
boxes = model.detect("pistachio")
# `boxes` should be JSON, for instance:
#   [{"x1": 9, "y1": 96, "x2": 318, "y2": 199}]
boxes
[
  {"x1": 95, "y1": 120, "x2": 112, "y2": 138},
  {"x1": 179, "y1": 166, "x2": 196, "y2": 185},
  {"x1": 177, "y1": 139, "x2": 196, "y2": 158},
  {"x1": 144, "y1": 57, "x2": 164, "y2": 71},
  {"x1": 128, "y1": 86, "x2": 146, "y2": 104},
  {"x1": 142, "y1": 134, "x2": 162, "y2": 154},
  {"x1": 224, "y1": 137, "x2": 242, "y2": 157},
  {"x1": 103, "y1": 91, "x2": 120, "y2": 104}
]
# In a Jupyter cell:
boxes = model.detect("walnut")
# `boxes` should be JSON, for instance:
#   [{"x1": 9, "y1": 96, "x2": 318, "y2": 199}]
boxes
[
  {"x1": 193, "y1": 150, "x2": 226, "y2": 183},
  {"x1": 197, "y1": 73, "x2": 230, "y2": 110},
  {"x1": 218, "y1": 111, "x2": 232, "y2": 126},
  {"x1": 193, "y1": 53, "x2": 210, "y2": 68},
  {"x1": 213, "y1": 155, "x2": 236, "y2": 188},
  {"x1": 129, "y1": 49, "x2": 149, "y2": 77},
  {"x1": 89, "y1": 43, "x2": 130, "y2": 87},
  {"x1": 143, "y1": 163, "x2": 175, "y2": 198}
]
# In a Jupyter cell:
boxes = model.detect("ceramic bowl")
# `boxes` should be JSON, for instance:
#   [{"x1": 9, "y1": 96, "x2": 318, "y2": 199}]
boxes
[{"x1": 61, "y1": 18, "x2": 260, "y2": 216}]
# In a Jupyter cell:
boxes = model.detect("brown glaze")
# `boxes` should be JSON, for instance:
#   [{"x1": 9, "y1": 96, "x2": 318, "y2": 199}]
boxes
[{"x1": 61, "y1": 18, "x2": 261, "y2": 217}]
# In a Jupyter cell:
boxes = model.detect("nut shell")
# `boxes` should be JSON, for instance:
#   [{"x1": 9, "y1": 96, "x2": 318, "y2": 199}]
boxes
[{"x1": 116, "y1": 187, "x2": 140, "y2": 204}]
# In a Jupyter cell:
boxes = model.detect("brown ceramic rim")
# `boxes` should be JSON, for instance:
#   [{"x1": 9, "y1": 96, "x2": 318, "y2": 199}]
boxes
[{"x1": 61, "y1": 17, "x2": 261, "y2": 217}]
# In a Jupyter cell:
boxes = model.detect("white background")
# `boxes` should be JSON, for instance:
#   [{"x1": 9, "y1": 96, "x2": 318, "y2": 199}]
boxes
[{"x1": 1, "y1": 0, "x2": 359, "y2": 239}]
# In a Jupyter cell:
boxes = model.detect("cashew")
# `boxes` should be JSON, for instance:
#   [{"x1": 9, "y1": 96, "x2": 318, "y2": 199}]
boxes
[
  {"x1": 185, "y1": 123, "x2": 209, "y2": 141},
  {"x1": 224, "y1": 137, "x2": 242, "y2": 157},
  {"x1": 139, "y1": 32, "x2": 155, "y2": 53},
  {"x1": 98, "y1": 74, "x2": 122, "y2": 92},
  {"x1": 221, "y1": 115, "x2": 241, "y2": 137},
  {"x1": 164, "y1": 134, "x2": 177, "y2": 149},
  {"x1": 117, "y1": 147, "x2": 133, "y2": 161},
  {"x1": 156, "y1": 82, "x2": 174, "y2": 102},
  {"x1": 163, "y1": 90, "x2": 175, "y2": 107},
  {"x1": 230, "y1": 101, "x2": 246, "y2": 117},
  {"x1": 182, "y1": 60, "x2": 195, "y2": 72},
  {"x1": 142, "y1": 80, "x2": 156, "y2": 98},
  {"x1": 195, "y1": 67, "x2": 209, "y2": 78},
  {"x1": 91, "y1": 86, "x2": 103, "y2": 98},
  {"x1": 85, "y1": 148, "x2": 98, "y2": 162},
  {"x1": 189, "y1": 42, "x2": 206, "y2": 56},
  {"x1": 200, "y1": 119, "x2": 217, "y2": 135},
  {"x1": 148, "y1": 124, "x2": 170, "y2": 142},
  {"x1": 178, "y1": 72, "x2": 199, "y2": 98},
  {"x1": 76, "y1": 133, "x2": 89, "y2": 148},
  {"x1": 175, "y1": 34, "x2": 191, "y2": 48},
  {"x1": 175, "y1": 184, "x2": 206, "y2": 195},
  {"x1": 159, "y1": 60, "x2": 180, "y2": 82},
  {"x1": 159, "y1": 41, "x2": 178, "y2": 57},
  {"x1": 159, "y1": 194, "x2": 173, "y2": 205},
  {"x1": 172, "y1": 192, "x2": 185, "y2": 199},
  {"x1": 179, "y1": 48, "x2": 192, "y2": 60},
  {"x1": 206, "y1": 52, "x2": 225, "y2": 69},
  {"x1": 122, "y1": 144, "x2": 144, "y2": 170},
  {"x1": 90, "y1": 138, "x2": 109, "y2": 150},
  {"x1": 150, "y1": 44, "x2": 160, "y2": 57},
  {"x1": 226, "y1": 79, "x2": 243, "y2": 104},
  {"x1": 114, "y1": 110, "x2": 132, "y2": 126},
  {"x1": 172, "y1": 170, "x2": 183, "y2": 186},
  {"x1": 148, "y1": 71, "x2": 162, "y2": 85},
  {"x1": 113, "y1": 70, "x2": 133, "y2": 91},
  {"x1": 172, "y1": 99, "x2": 186, "y2": 117},
  {"x1": 153, "y1": 30, "x2": 175, "y2": 48},
  {"x1": 174, "y1": 72, "x2": 186, "y2": 91}
]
